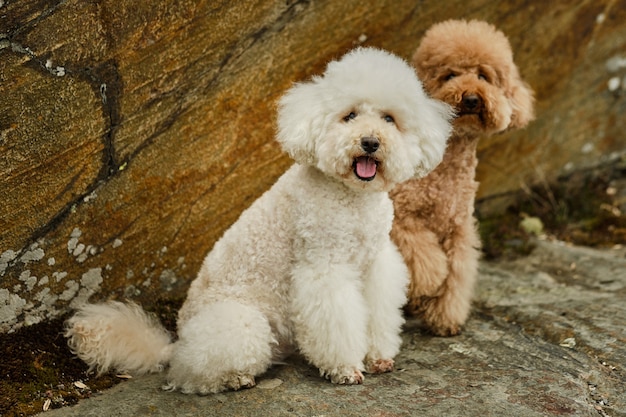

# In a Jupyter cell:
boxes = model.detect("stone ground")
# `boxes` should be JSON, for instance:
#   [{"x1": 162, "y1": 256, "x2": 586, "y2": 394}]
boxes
[{"x1": 33, "y1": 239, "x2": 625, "y2": 417}]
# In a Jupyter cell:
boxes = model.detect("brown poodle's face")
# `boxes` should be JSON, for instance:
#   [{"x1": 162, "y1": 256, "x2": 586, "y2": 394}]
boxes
[
  {"x1": 428, "y1": 61, "x2": 512, "y2": 136},
  {"x1": 413, "y1": 20, "x2": 535, "y2": 138}
]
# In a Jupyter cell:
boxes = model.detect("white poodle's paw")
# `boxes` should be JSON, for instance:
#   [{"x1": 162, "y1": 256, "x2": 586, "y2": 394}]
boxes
[
  {"x1": 364, "y1": 358, "x2": 394, "y2": 374},
  {"x1": 225, "y1": 373, "x2": 256, "y2": 391},
  {"x1": 162, "y1": 373, "x2": 256, "y2": 395},
  {"x1": 321, "y1": 366, "x2": 364, "y2": 385}
]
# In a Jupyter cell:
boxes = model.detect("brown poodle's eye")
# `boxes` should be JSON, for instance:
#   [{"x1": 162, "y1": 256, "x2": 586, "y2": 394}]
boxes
[
  {"x1": 343, "y1": 112, "x2": 357, "y2": 122},
  {"x1": 383, "y1": 114, "x2": 395, "y2": 124},
  {"x1": 444, "y1": 73, "x2": 456, "y2": 81},
  {"x1": 478, "y1": 73, "x2": 488, "y2": 82}
]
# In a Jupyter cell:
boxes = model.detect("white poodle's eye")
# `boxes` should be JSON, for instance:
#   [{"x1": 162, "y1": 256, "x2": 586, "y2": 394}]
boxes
[
  {"x1": 343, "y1": 112, "x2": 357, "y2": 122},
  {"x1": 383, "y1": 114, "x2": 395, "y2": 124}
]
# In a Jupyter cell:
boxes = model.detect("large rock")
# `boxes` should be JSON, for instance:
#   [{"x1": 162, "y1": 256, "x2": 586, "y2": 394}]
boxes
[
  {"x1": 1, "y1": 0, "x2": 626, "y2": 332},
  {"x1": 34, "y1": 240, "x2": 626, "y2": 416}
]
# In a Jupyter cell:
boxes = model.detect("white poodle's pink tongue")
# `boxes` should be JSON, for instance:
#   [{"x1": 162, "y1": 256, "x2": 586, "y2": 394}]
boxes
[{"x1": 355, "y1": 156, "x2": 377, "y2": 180}]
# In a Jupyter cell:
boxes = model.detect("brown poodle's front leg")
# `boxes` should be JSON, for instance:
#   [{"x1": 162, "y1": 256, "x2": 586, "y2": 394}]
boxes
[
  {"x1": 421, "y1": 222, "x2": 481, "y2": 336},
  {"x1": 390, "y1": 217, "x2": 448, "y2": 316}
]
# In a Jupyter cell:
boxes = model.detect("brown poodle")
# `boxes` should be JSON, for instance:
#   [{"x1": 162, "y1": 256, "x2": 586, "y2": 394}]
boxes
[{"x1": 390, "y1": 19, "x2": 535, "y2": 336}]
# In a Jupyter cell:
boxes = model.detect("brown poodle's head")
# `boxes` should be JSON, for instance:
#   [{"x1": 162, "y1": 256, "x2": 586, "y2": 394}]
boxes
[{"x1": 413, "y1": 19, "x2": 534, "y2": 137}]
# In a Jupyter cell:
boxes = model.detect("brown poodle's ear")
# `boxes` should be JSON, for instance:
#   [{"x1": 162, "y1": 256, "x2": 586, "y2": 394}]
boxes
[{"x1": 507, "y1": 70, "x2": 535, "y2": 129}]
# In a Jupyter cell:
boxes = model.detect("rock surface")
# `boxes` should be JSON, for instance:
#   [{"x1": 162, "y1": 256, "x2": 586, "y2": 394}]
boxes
[
  {"x1": 2, "y1": 0, "x2": 626, "y2": 331},
  {"x1": 35, "y1": 240, "x2": 626, "y2": 417}
]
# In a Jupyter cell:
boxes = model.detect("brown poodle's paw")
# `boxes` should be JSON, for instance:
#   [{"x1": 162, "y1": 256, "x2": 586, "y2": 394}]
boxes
[
  {"x1": 322, "y1": 366, "x2": 364, "y2": 385},
  {"x1": 365, "y1": 358, "x2": 394, "y2": 374},
  {"x1": 412, "y1": 296, "x2": 465, "y2": 337},
  {"x1": 429, "y1": 323, "x2": 462, "y2": 337},
  {"x1": 422, "y1": 306, "x2": 463, "y2": 337},
  {"x1": 403, "y1": 299, "x2": 422, "y2": 317}
]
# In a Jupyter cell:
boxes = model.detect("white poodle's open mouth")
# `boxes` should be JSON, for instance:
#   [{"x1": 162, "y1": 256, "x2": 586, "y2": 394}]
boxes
[{"x1": 353, "y1": 156, "x2": 378, "y2": 181}]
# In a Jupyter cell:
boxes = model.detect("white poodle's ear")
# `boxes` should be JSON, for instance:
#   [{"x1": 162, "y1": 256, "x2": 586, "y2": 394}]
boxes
[
  {"x1": 410, "y1": 97, "x2": 454, "y2": 179},
  {"x1": 277, "y1": 79, "x2": 325, "y2": 166},
  {"x1": 400, "y1": 91, "x2": 454, "y2": 178}
]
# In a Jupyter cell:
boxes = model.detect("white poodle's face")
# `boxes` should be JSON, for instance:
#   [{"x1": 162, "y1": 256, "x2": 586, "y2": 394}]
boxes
[
  {"x1": 316, "y1": 102, "x2": 412, "y2": 192},
  {"x1": 277, "y1": 48, "x2": 453, "y2": 192}
]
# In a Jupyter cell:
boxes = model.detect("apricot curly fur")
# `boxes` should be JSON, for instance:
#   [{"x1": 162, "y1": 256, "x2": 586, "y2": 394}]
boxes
[{"x1": 390, "y1": 19, "x2": 535, "y2": 336}]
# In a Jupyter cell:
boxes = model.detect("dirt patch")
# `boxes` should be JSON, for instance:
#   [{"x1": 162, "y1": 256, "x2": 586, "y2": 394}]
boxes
[
  {"x1": 0, "y1": 299, "x2": 182, "y2": 416},
  {"x1": 480, "y1": 157, "x2": 626, "y2": 259}
]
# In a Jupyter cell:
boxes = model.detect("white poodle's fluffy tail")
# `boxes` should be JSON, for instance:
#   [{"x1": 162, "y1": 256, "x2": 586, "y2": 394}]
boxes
[{"x1": 65, "y1": 301, "x2": 173, "y2": 375}]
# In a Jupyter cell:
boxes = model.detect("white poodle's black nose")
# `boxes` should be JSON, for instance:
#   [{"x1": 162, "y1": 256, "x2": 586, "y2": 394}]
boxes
[{"x1": 360, "y1": 136, "x2": 380, "y2": 154}]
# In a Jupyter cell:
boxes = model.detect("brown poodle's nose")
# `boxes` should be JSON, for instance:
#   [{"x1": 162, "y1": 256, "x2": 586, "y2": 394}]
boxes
[
  {"x1": 360, "y1": 136, "x2": 380, "y2": 154},
  {"x1": 461, "y1": 93, "x2": 482, "y2": 112}
]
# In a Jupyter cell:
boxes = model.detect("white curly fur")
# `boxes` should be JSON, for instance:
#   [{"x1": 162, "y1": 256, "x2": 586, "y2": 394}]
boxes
[
  {"x1": 65, "y1": 301, "x2": 173, "y2": 374},
  {"x1": 65, "y1": 47, "x2": 452, "y2": 394}
]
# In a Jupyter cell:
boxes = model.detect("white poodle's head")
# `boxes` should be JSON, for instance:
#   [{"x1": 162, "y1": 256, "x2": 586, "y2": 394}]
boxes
[{"x1": 277, "y1": 47, "x2": 453, "y2": 192}]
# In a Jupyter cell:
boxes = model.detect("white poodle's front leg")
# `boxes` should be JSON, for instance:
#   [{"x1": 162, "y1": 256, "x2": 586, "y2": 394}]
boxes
[
  {"x1": 363, "y1": 240, "x2": 409, "y2": 374},
  {"x1": 290, "y1": 262, "x2": 368, "y2": 384}
]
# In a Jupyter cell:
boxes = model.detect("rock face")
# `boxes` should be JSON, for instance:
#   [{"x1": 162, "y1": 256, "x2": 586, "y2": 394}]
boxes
[{"x1": 1, "y1": 0, "x2": 626, "y2": 332}]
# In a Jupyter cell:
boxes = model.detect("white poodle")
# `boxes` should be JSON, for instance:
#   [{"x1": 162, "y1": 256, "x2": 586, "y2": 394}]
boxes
[{"x1": 65, "y1": 47, "x2": 452, "y2": 394}]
